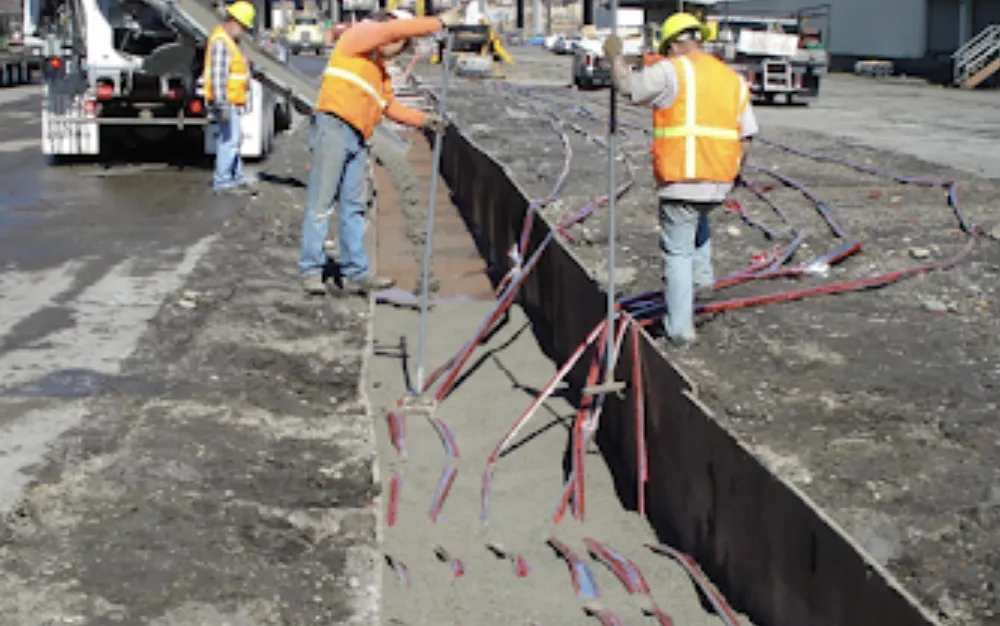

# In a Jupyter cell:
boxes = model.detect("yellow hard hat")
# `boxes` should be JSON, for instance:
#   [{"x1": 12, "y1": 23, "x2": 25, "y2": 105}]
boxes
[
  {"x1": 660, "y1": 12, "x2": 711, "y2": 45},
  {"x1": 226, "y1": 0, "x2": 256, "y2": 30}
]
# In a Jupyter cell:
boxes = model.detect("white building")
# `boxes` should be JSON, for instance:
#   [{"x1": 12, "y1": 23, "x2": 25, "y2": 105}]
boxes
[{"x1": 627, "y1": 0, "x2": 1000, "y2": 59}]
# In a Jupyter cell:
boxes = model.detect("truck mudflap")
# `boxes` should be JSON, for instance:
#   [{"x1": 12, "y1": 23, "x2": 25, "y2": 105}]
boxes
[{"x1": 42, "y1": 85, "x2": 100, "y2": 156}]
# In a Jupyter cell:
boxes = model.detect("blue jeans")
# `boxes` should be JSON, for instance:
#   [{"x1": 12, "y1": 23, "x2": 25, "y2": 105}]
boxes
[
  {"x1": 298, "y1": 113, "x2": 369, "y2": 280},
  {"x1": 213, "y1": 107, "x2": 247, "y2": 190},
  {"x1": 660, "y1": 199, "x2": 716, "y2": 343}
]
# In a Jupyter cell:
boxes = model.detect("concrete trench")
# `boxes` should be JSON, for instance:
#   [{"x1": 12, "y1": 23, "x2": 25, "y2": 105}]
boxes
[{"x1": 423, "y1": 124, "x2": 942, "y2": 626}]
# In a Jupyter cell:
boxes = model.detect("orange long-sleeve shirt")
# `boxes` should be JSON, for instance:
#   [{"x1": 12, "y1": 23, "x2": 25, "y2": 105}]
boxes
[{"x1": 331, "y1": 17, "x2": 442, "y2": 129}]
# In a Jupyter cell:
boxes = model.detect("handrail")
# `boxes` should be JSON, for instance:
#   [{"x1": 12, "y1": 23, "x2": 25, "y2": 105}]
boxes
[
  {"x1": 952, "y1": 23, "x2": 1000, "y2": 60},
  {"x1": 953, "y1": 24, "x2": 1000, "y2": 84}
]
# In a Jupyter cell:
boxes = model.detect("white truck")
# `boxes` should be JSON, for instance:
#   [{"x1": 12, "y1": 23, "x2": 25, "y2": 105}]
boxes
[{"x1": 37, "y1": 0, "x2": 291, "y2": 161}]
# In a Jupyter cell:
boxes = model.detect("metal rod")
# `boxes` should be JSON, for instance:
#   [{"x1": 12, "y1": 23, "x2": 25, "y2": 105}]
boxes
[
  {"x1": 604, "y1": 0, "x2": 619, "y2": 382},
  {"x1": 415, "y1": 33, "x2": 454, "y2": 393}
]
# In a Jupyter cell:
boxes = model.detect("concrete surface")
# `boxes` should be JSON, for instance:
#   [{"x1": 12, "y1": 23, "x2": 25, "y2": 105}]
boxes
[
  {"x1": 754, "y1": 75, "x2": 1000, "y2": 180},
  {"x1": 0, "y1": 86, "x2": 382, "y2": 624},
  {"x1": 371, "y1": 301, "x2": 753, "y2": 625},
  {"x1": 412, "y1": 45, "x2": 1000, "y2": 626}
]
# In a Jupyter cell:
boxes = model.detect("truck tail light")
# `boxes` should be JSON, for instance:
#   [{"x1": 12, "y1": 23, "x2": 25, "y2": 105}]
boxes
[
  {"x1": 585, "y1": 53, "x2": 593, "y2": 66},
  {"x1": 48, "y1": 57, "x2": 62, "y2": 70},
  {"x1": 95, "y1": 82, "x2": 114, "y2": 100},
  {"x1": 188, "y1": 99, "x2": 204, "y2": 115}
]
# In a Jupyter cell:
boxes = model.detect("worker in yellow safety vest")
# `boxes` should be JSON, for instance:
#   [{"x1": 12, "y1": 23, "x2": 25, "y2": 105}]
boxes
[
  {"x1": 298, "y1": 7, "x2": 464, "y2": 297},
  {"x1": 203, "y1": 0, "x2": 256, "y2": 195},
  {"x1": 604, "y1": 13, "x2": 759, "y2": 347}
]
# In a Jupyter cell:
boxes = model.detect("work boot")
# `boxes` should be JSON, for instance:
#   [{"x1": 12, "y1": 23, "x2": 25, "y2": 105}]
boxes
[
  {"x1": 339, "y1": 275, "x2": 396, "y2": 296},
  {"x1": 654, "y1": 335, "x2": 695, "y2": 352},
  {"x1": 301, "y1": 273, "x2": 329, "y2": 295}
]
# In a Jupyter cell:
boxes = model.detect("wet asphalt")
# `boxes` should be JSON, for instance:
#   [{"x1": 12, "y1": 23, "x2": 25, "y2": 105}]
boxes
[{"x1": 0, "y1": 85, "x2": 245, "y2": 508}]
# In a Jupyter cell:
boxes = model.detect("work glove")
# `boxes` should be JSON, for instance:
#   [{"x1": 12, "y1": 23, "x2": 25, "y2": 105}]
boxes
[
  {"x1": 423, "y1": 112, "x2": 448, "y2": 134},
  {"x1": 215, "y1": 106, "x2": 231, "y2": 124},
  {"x1": 437, "y1": 7, "x2": 464, "y2": 29},
  {"x1": 603, "y1": 35, "x2": 623, "y2": 58}
]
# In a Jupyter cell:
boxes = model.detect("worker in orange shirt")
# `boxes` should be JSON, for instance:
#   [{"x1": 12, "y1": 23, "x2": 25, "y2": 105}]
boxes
[
  {"x1": 203, "y1": 0, "x2": 256, "y2": 195},
  {"x1": 604, "y1": 13, "x2": 758, "y2": 347},
  {"x1": 298, "y1": 7, "x2": 464, "y2": 296}
]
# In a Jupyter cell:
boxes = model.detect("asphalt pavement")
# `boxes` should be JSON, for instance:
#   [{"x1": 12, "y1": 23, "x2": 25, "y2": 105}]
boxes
[
  {"x1": 0, "y1": 85, "x2": 245, "y2": 512},
  {"x1": 0, "y1": 66, "x2": 382, "y2": 624}
]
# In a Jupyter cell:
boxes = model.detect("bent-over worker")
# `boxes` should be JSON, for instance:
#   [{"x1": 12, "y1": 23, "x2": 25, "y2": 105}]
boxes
[
  {"x1": 605, "y1": 13, "x2": 758, "y2": 347},
  {"x1": 298, "y1": 7, "x2": 464, "y2": 296},
  {"x1": 203, "y1": 0, "x2": 257, "y2": 195}
]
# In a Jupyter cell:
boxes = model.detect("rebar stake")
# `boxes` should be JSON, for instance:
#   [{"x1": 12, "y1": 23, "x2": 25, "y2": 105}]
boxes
[
  {"x1": 601, "y1": 1, "x2": 623, "y2": 395},
  {"x1": 414, "y1": 33, "x2": 454, "y2": 394}
]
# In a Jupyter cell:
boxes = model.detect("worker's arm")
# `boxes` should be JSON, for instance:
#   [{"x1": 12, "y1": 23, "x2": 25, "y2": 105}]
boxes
[
  {"x1": 338, "y1": 18, "x2": 443, "y2": 57},
  {"x1": 611, "y1": 57, "x2": 678, "y2": 108},
  {"x1": 210, "y1": 38, "x2": 230, "y2": 107},
  {"x1": 381, "y1": 74, "x2": 427, "y2": 127},
  {"x1": 737, "y1": 101, "x2": 759, "y2": 173},
  {"x1": 384, "y1": 98, "x2": 427, "y2": 128}
]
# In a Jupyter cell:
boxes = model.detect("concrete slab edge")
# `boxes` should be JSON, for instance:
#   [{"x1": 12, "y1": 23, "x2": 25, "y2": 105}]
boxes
[{"x1": 435, "y1": 124, "x2": 943, "y2": 626}]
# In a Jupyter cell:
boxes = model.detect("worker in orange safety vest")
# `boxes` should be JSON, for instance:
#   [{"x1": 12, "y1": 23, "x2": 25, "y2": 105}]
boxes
[
  {"x1": 604, "y1": 12, "x2": 758, "y2": 347},
  {"x1": 203, "y1": 0, "x2": 256, "y2": 195},
  {"x1": 298, "y1": 7, "x2": 464, "y2": 297}
]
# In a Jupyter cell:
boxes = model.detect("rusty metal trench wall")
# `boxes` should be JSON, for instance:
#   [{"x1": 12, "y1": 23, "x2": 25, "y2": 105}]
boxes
[{"x1": 436, "y1": 126, "x2": 940, "y2": 626}]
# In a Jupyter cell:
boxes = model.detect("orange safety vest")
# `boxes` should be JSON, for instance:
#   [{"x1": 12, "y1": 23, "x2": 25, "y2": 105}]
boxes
[
  {"x1": 651, "y1": 52, "x2": 749, "y2": 184},
  {"x1": 316, "y1": 44, "x2": 391, "y2": 140},
  {"x1": 202, "y1": 26, "x2": 250, "y2": 107}
]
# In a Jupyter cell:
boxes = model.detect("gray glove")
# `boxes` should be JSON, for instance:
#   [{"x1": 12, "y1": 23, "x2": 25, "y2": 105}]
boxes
[{"x1": 423, "y1": 112, "x2": 448, "y2": 134}]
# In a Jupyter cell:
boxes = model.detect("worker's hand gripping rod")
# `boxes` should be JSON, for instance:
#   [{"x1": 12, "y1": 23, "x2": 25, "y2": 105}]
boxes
[{"x1": 415, "y1": 33, "x2": 454, "y2": 393}]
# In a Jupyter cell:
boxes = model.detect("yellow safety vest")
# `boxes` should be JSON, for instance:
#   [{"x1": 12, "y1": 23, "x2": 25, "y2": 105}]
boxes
[
  {"x1": 316, "y1": 46, "x2": 390, "y2": 140},
  {"x1": 651, "y1": 52, "x2": 749, "y2": 184},
  {"x1": 202, "y1": 26, "x2": 250, "y2": 107}
]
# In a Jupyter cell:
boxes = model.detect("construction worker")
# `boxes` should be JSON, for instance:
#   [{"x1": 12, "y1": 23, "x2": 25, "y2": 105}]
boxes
[
  {"x1": 604, "y1": 13, "x2": 758, "y2": 347},
  {"x1": 203, "y1": 0, "x2": 257, "y2": 195},
  {"x1": 298, "y1": 7, "x2": 464, "y2": 296}
]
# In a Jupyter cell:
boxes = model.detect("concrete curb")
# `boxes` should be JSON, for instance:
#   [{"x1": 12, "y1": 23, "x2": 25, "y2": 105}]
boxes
[{"x1": 435, "y1": 124, "x2": 943, "y2": 626}]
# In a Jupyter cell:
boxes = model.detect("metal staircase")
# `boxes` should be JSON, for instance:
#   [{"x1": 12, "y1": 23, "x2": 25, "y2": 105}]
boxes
[{"x1": 952, "y1": 24, "x2": 1000, "y2": 89}]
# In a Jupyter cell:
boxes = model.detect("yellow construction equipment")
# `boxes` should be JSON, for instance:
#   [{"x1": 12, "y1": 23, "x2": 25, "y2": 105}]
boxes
[
  {"x1": 386, "y1": 0, "x2": 426, "y2": 17},
  {"x1": 431, "y1": 20, "x2": 514, "y2": 78}
]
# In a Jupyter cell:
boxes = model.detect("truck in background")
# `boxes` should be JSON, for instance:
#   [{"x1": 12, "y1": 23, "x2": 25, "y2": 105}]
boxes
[
  {"x1": 703, "y1": 12, "x2": 829, "y2": 103},
  {"x1": 642, "y1": 1, "x2": 830, "y2": 104},
  {"x1": 38, "y1": 0, "x2": 290, "y2": 161}
]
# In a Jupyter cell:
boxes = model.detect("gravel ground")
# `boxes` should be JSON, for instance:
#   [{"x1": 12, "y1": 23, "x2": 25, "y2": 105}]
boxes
[
  {"x1": 0, "y1": 124, "x2": 385, "y2": 625},
  {"x1": 414, "y1": 52, "x2": 1000, "y2": 626}
]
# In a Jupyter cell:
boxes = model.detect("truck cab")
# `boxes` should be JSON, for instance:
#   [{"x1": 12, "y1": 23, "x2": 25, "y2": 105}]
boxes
[
  {"x1": 703, "y1": 15, "x2": 828, "y2": 102},
  {"x1": 572, "y1": 36, "x2": 610, "y2": 89},
  {"x1": 285, "y1": 13, "x2": 324, "y2": 55}
]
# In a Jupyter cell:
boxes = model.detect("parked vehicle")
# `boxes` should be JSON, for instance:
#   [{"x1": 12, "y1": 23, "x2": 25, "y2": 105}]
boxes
[
  {"x1": 38, "y1": 0, "x2": 291, "y2": 160},
  {"x1": 572, "y1": 43, "x2": 610, "y2": 89},
  {"x1": 286, "y1": 14, "x2": 324, "y2": 55},
  {"x1": 552, "y1": 33, "x2": 580, "y2": 55}
]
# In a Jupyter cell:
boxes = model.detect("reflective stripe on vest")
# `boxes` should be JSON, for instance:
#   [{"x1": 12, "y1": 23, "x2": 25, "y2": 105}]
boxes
[
  {"x1": 323, "y1": 66, "x2": 388, "y2": 110},
  {"x1": 652, "y1": 55, "x2": 747, "y2": 181},
  {"x1": 204, "y1": 27, "x2": 250, "y2": 106}
]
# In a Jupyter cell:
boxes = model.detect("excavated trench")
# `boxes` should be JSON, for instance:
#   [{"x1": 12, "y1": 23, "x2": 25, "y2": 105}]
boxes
[{"x1": 364, "y1": 68, "x2": 947, "y2": 624}]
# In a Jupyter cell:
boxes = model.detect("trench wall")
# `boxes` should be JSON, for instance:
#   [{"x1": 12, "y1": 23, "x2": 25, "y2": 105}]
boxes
[{"x1": 437, "y1": 125, "x2": 942, "y2": 626}]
